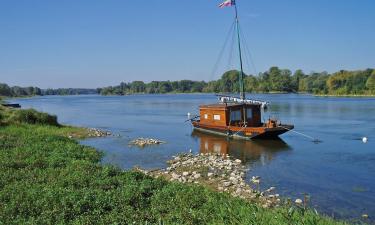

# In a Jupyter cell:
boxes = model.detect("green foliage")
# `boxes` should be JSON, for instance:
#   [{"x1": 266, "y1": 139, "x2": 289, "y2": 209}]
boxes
[
  {"x1": 327, "y1": 69, "x2": 372, "y2": 95},
  {"x1": 99, "y1": 68, "x2": 375, "y2": 96},
  {"x1": 366, "y1": 70, "x2": 375, "y2": 94},
  {"x1": 0, "y1": 122, "x2": 348, "y2": 224},
  {"x1": 42, "y1": 88, "x2": 97, "y2": 95},
  {"x1": 0, "y1": 83, "x2": 42, "y2": 97},
  {"x1": 1, "y1": 108, "x2": 60, "y2": 126}
]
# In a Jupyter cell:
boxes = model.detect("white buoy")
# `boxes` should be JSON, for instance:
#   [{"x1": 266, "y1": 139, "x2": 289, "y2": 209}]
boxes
[{"x1": 362, "y1": 137, "x2": 368, "y2": 143}]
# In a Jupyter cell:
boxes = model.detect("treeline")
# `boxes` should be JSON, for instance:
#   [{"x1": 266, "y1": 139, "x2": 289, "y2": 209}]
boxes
[
  {"x1": 0, "y1": 83, "x2": 42, "y2": 97},
  {"x1": 2, "y1": 67, "x2": 375, "y2": 97},
  {"x1": 99, "y1": 67, "x2": 375, "y2": 96},
  {"x1": 0, "y1": 83, "x2": 98, "y2": 97},
  {"x1": 42, "y1": 88, "x2": 98, "y2": 95}
]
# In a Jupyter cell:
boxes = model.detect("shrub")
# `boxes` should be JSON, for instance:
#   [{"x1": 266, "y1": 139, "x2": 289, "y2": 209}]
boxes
[{"x1": 11, "y1": 109, "x2": 60, "y2": 126}]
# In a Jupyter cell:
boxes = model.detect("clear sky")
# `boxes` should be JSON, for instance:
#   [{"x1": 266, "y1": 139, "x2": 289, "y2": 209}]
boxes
[{"x1": 1, "y1": 0, "x2": 374, "y2": 88}]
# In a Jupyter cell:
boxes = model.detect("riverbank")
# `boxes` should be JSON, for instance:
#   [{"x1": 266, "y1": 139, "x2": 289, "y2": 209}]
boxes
[
  {"x1": 0, "y1": 108, "x2": 351, "y2": 224},
  {"x1": 314, "y1": 94, "x2": 375, "y2": 97}
]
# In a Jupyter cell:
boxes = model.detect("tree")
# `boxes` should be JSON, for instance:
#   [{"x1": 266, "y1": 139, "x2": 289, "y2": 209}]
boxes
[
  {"x1": 291, "y1": 70, "x2": 306, "y2": 92},
  {"x1": 191, "y1": 81, "x2": 206, "y2": 93},
  {"x1": 244, "y1": 75, "x2": 258, "y2": 93},
  {"x1": 220, "y1": 70, "x2": 240, "y2": 93},
  {"x1": 130, "y1": 81, "x2": 146, "y2": 93},
  {"x1": 267, "y1": 67, "x2": 292, "y2": 92},
  {"x1": 366, "y1": 70, "x2": 375, "y2": 94},
  {"x1": 178, "y1": 80, "x2": 194, "y2": 92},
  {"x1": 11, "y1": 86, "x2": 27, "y2": 96},
  {"x1": 0, "y1": 83, "x2": 12, "y2": 96},
  {"x1": 158, "y1": 81, "x2": 172, "y2": 93}
]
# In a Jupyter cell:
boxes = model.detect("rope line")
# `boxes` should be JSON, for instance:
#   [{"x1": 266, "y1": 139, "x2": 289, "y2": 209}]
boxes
[
  {"x1": 210, "y1": 20, "x2": 236, "y2": 81},
  {"x1": 280, "y1": 125, "x2": 322, "y2": 143},
  {"x1": 238, "y1": 23, "x2": 258, "y2": 75}
]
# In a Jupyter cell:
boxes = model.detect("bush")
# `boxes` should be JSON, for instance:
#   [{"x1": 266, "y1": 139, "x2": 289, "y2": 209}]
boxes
[{"x1": 11, "y1": 109, "x2": 60, "y2": 126}]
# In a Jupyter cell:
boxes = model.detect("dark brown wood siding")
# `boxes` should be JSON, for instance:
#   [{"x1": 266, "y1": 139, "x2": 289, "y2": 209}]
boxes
[{"x1": 200, "y1": 107, "x2": 227, "y2": 126}]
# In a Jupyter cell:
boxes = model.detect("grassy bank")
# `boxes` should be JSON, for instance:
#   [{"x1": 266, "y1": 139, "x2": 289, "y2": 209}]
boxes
[{"x1": 0, "y1": 109, "x2": 349, "y2": 224}]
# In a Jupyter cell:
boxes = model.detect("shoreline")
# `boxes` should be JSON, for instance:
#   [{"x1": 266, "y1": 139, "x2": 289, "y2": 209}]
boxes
[
  {"x1": 3, "y1": 92, "x2": 375, "y2": 100},
  {"x1": 0, "y1": 107, "x2": 352, "y2": 224}
]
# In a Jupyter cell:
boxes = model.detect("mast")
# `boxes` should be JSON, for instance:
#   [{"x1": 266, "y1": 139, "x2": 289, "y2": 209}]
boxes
[{"x1": 234, "y1": 1, "x2": 245, "y2": 100}]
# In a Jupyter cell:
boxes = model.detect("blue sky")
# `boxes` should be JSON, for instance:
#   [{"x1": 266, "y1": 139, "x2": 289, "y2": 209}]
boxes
[{"x1": 1, "y1": 0, "x2": 374, "y2": 88}]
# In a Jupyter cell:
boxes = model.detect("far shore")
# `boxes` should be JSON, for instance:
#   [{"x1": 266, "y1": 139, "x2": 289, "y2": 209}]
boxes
[{"x1": 3, "y1": 92, "x2": 375, "y2": 101}]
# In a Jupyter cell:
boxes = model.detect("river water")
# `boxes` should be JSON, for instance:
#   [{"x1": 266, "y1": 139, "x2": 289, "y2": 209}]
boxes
[{"x1": 12, "y1": 94, "x2": 375, "y2": 222}]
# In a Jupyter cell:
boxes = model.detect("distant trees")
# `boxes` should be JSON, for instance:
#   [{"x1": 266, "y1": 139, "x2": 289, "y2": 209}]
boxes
[
  {"x1": 0, "y1": 84, "x2": 12, "y2": 96},
  {"x1": 326, "y1": 69, "x2": 373, "y2": 95},
  {"x1": 0, "y1": 83, "x2": 96, "y2": 97},
  {"x1": 365, "y1": 70, "x2": 375, "y2": 94},
  {"x1": 41, "y1": 88, "x2": 98, "y2": 95},
  {"x1": 2, "y1": 67, "x2": 375, "y2": 98},
  {"x1": 99, "y1": 67, "x2": 375, "y2": 96},
  {"x1": 0, "y1": 83, "x2": 42, "y2": 97}
]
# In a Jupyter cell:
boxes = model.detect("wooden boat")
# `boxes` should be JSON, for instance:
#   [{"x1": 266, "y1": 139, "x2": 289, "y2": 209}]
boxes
[
  {"x1": 191, "y1": 98, "x2": 293, "y2": 139},
  {"x1": 190, "y1": 0, "x2": 294, "y2": 140}
]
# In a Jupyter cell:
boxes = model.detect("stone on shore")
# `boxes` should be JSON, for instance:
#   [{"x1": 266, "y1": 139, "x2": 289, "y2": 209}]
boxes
[
  {"x1": 129, "y1": 137, "x2": 165, "y2": 147},
  {"x1": 88, "y1": 128, "x2": 111, "y2": 137},
  {"x1": 140, "y1": 153, "x2": 281, "y2": 208}
]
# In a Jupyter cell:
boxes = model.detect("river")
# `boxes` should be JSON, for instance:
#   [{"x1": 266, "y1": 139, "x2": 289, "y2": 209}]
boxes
[{"x1": 12, "y1": 94, "x2": 375, "y2": 222}]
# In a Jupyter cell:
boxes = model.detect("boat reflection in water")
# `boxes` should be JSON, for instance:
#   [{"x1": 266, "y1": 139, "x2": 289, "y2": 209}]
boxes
[{"x1": 191, "y1": 130, "x2": 291, "y2": 165}]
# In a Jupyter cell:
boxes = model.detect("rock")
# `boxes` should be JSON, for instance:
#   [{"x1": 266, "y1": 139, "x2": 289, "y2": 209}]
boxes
[
  {"x1": 222, "y1": 181, "x2": 232, "y2": 187},
  {"x1": 129, "y1": 137, "x2": 165, "y2": 147},
  {"x1": 171, "y1": 173, "x2": 180, "y2": 180},
  {"x1": 144, "y1": 152, "x2": 281, "y2": 208},
  {"x1": 88, "y1": 128, "x2": 111, "y2": 137},
  {"x1": 265, "y1": 187, "x2": 276, "y2": 192},
  {"x1": 251, "y1": 176, "x2": 261, "y2": 184},
  {"x1": 295, "y1": 199, "x2": 303, "y2": 205},
  {"x1": 193, "y1": 173, "x2": 201, "y2": 179}
]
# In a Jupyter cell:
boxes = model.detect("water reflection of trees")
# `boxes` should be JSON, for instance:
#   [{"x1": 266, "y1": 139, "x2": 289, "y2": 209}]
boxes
[{"x1": 191, "y1": 130, "x2": 291, "y2": 165}]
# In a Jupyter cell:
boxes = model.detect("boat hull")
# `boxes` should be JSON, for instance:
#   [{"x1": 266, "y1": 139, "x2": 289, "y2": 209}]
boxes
[{"x1": 192, "y1": 121, "x2": 294, "y2": 140}]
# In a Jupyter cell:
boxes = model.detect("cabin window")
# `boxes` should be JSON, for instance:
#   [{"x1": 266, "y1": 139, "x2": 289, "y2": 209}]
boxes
[
  {"x1": 213, "y1": 114, "x2": 221, "y2": 121},
  {"x1": 246, "y1": 108, "x2": 253, "y2": 119},
  {"x1": 230, "y1": 110, "x2": 241, "y2": 121},
  {"x1": 204, "y1": 114, "x2": 208, "y2": 119}
]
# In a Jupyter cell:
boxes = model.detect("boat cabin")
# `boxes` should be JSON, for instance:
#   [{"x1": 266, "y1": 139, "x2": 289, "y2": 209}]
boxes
[{"x1": 199, "y1": 103, "x2": 262, "y2": 128}]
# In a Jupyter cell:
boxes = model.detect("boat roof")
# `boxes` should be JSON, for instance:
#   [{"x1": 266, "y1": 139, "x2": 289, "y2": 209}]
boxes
[{"x1": 199, "y1": 103, "x2": 261, "y2": 109}]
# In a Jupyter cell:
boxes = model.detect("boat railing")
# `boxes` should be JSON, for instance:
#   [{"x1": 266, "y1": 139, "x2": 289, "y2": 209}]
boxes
[{"x1": 216, "y1": 94, "x2": 269, "y2": 109}]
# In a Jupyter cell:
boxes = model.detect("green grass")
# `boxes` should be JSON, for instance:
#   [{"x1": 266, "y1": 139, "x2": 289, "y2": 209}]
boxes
[
  {"x1": 0, "y1": 108, "x2": 350, "y2": 224},
  {"x1": 0, "y1": 107, "x2": 59, "y2": 126}
]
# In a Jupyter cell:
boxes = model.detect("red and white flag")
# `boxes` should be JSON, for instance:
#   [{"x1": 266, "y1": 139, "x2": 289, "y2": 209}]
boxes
[{"x1": 218, "y1": 0, "x2": 235, "y2": 8}]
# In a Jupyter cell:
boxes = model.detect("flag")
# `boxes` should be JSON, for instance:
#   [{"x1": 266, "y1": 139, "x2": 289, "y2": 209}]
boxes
[{"x1": 218, "y1": 0, "x2": 235, "y2": 8}]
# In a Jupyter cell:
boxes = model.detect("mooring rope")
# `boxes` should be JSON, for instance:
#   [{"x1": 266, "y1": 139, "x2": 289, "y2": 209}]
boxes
[{"x1": 280, "y1": 125, "x2": 322, "y2": 143}]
